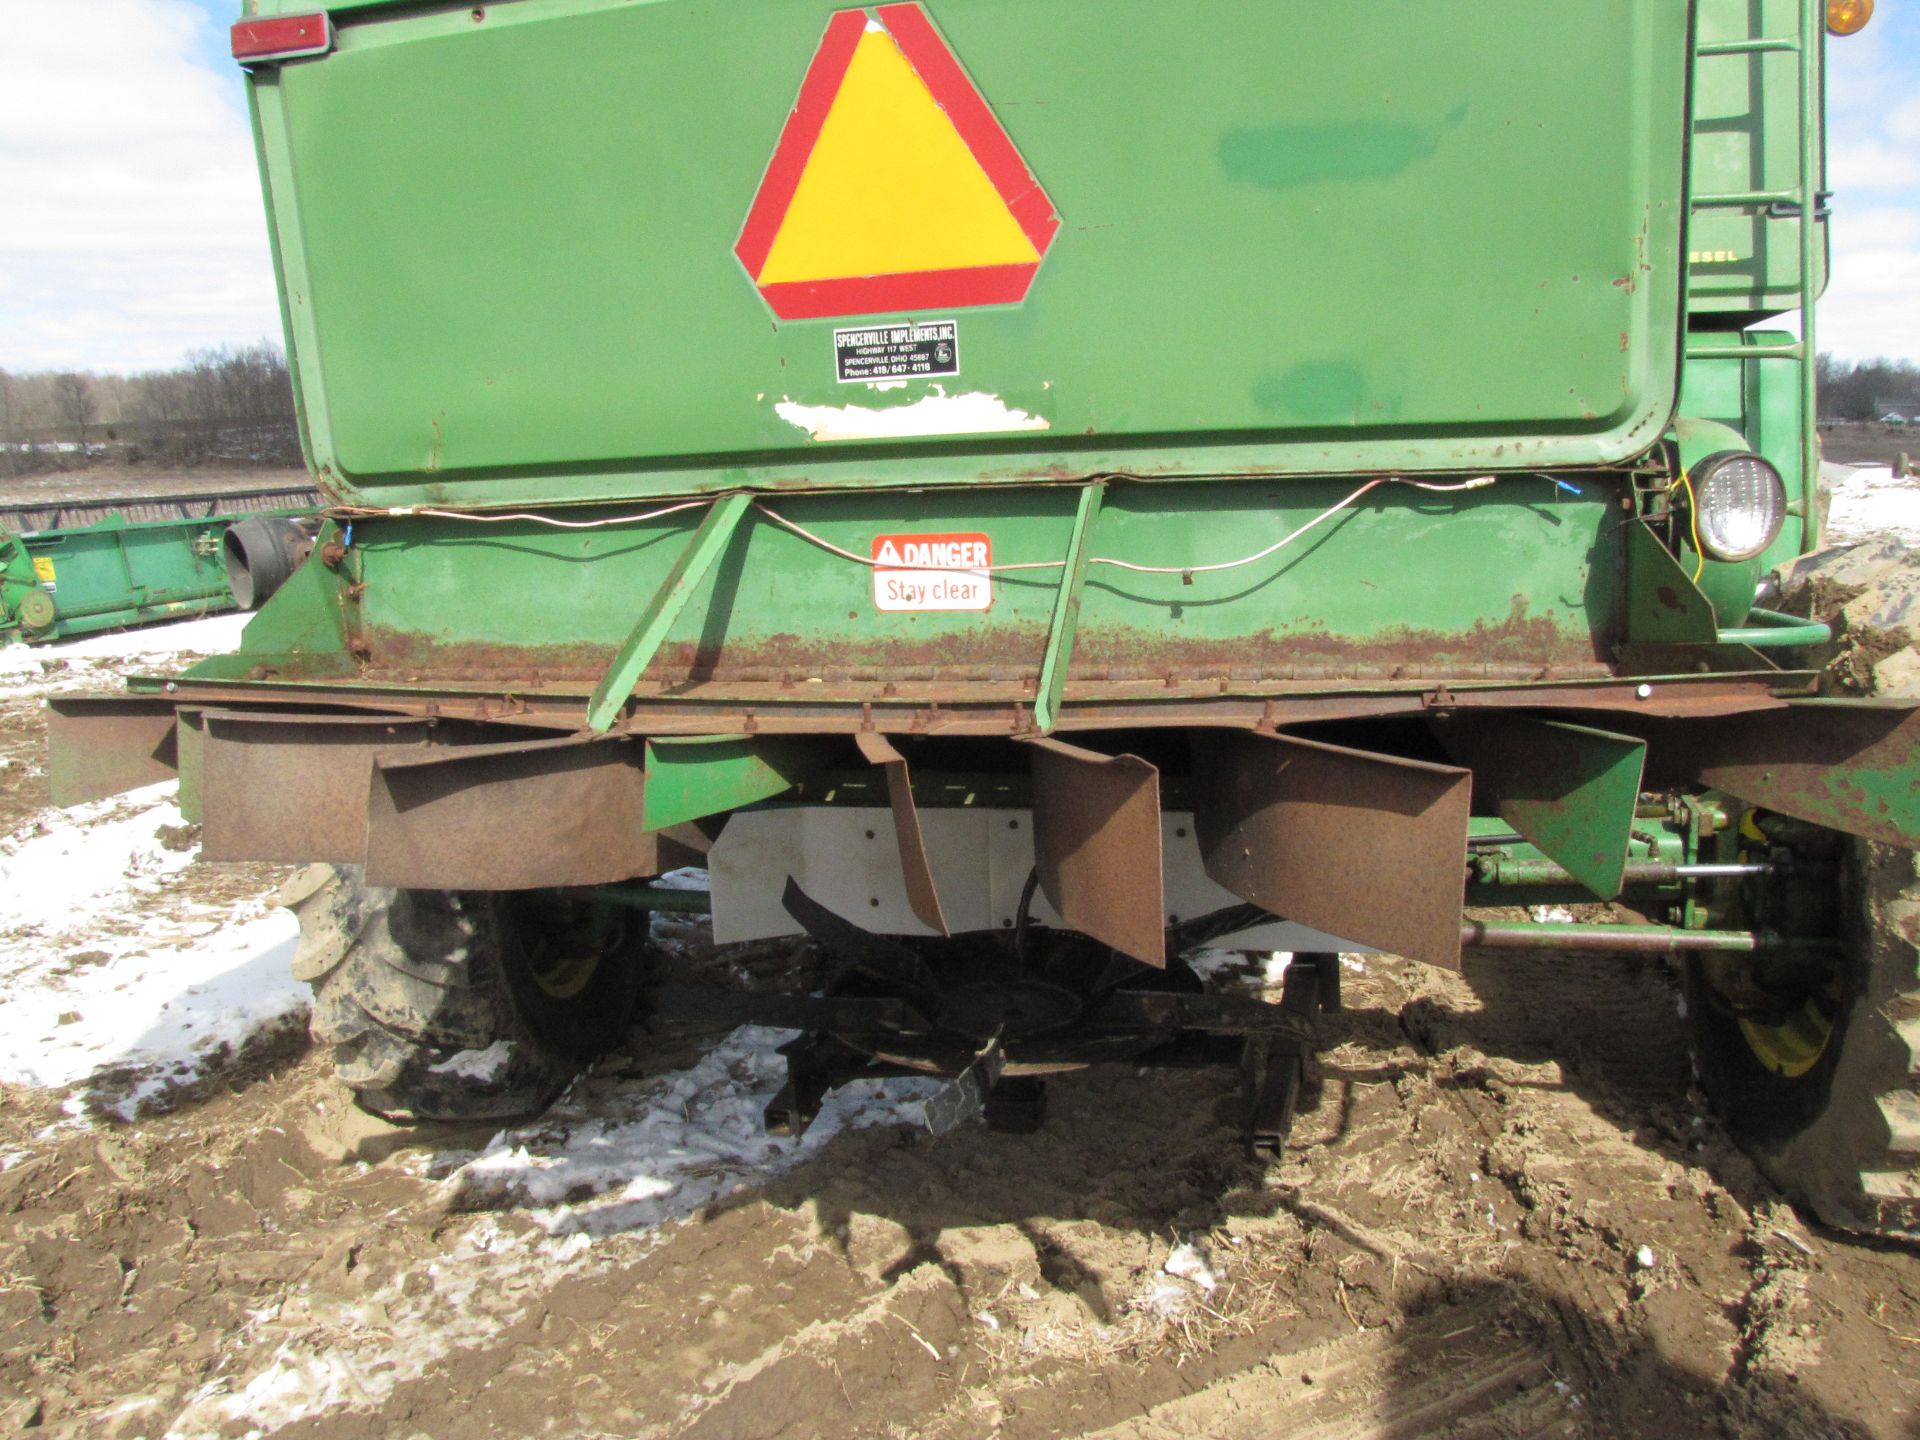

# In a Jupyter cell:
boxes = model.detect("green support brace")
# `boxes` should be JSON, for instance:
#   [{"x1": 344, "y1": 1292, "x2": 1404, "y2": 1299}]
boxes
[
  {"x1": 1624, "y1": 522, "x2": 1719, "y2": 645},
  {"x1": 586, "y1": 493, "x2": 752, "y2": 733},
  {"x1": 1032, "y1": 480, "x2": 1106, "y2": 735},
  {"x1": 1434, "y1": 714, "x2": 1647, "y2": 899},
  {"x1": 642, "y1": 734, "x2": 820, "y2": 831}
]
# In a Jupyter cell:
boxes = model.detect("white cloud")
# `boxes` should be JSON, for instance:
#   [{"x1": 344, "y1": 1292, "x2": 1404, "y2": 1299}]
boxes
[
  {"x1": 1821, "y1": 14, "x2": 1920, "y2": 361},
  {"x1": 1886, "y1": 96, "x2": 1920, "y2": 148},
  {"x1": 1820, "y1": 205, "x2": 1920, "y2": 364},
  {"x1": 0, "y1": 1, "x2": 280, "y2": 372},
  {"x1": 1831, "y1": 140, "x2": 1920, "y2": 192}
]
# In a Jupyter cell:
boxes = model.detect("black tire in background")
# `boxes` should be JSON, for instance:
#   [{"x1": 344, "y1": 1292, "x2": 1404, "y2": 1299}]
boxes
[
  {"x1": 1687, "y1": 838, "x2": 1920, "y2": 1236},
  {"x1": 280, "y1": 865, "x2": 648, "y2": 1122}
]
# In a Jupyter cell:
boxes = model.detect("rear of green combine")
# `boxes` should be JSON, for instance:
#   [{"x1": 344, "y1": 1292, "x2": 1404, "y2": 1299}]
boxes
[{"x1": 52, "y1": 0, "x2": 1920, "y2": 1234}]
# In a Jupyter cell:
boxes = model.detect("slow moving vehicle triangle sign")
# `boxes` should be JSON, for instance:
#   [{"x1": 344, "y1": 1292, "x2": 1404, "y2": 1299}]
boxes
[{"x1": 736, "y1": 4, "x2": 1059, "y2": 320}]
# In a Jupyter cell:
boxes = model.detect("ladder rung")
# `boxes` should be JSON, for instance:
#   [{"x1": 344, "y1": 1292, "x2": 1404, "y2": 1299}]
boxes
[
  {"x1": 1693, "y1": 189, "x2": 1801, "y2": 209},
  {"x1": 1696, "y1": 37, "x2": 1800, "y2": 56},
  {"x1": 1686, "y1": 341, "x2": 1806, "y2": 361}
]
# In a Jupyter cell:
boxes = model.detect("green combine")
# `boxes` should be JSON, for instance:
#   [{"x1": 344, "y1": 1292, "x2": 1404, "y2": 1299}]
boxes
[{"x1": 53, "y1": 0, "x2": 1918, "y2": 1235}]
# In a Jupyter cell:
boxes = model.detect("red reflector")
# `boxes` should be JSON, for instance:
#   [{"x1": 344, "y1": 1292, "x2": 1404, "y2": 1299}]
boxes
[{"x1": 231, "y1": 13, "x2": 333, "y2": 64}]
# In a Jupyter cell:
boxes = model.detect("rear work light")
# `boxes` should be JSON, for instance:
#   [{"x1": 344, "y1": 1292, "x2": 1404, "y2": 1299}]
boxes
[{"x1": 231, "y1": 13, "x2": 333, "y2": 65}]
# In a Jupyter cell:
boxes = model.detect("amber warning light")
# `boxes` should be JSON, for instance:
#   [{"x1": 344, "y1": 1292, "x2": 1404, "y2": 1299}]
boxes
[
  {"x1": 231, "y1": 13, "x2": 334, "y2": 64},
  {"x1": 1827, "y1": 0, "x2": 1873, "y2": 34}
]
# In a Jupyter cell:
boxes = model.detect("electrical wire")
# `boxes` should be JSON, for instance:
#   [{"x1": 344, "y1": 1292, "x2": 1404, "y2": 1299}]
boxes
[
  {"x1": 750, "y1": 501, "x2": 1068, "y2": 573},
  {"x1": 1675, "y1": 469, "x2": 1706, "y2": 581},
  {"x1": 329, "y1": 473, "x2": 1503, "y2": 580},
  {"x1": 755, "y1": 475, "x2": 1497, "y2": 579},
  {"x1": 329, "y1": 499, "x2": 710, "y2": 529}
]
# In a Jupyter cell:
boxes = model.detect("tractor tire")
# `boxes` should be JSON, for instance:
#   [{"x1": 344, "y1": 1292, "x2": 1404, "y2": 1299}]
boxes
[
  {"x1": 277, "y1": 865, "x2": 646, "y2": 1123},
  {"x1": 1686, "y1": 839, "x2": 1920, "y2": 1237}
]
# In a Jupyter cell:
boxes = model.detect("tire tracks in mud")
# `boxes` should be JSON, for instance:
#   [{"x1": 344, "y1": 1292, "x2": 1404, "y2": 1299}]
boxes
[{"x1": 3, "y1": 937, "x2": 1919, "y2": 1438}]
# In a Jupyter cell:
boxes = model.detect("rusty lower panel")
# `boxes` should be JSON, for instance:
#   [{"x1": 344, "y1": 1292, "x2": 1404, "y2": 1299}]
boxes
[
  {"x1": 201, "y1": 712, "x2": 439, "y2": 864},
  {"x1": 366, "y1": 733, "x2": 657, "y2": 890},
  {"x1": 1192, "y1": 730, "x2": 1472, "y2": 970},
  {"x1": 855, "y1": 731, "x2": 948, "y2": 934},
  {"x1": 1026, "y1": 737, "x2": 1166, "y2": 967},
  {"x1": 127, "y1": 673, "x2": 1806, "y2": 742},
  {"x1": 44, "y1": 697, "x2": 180, "y2": 807},
  {"x1": 365, "y1": 608, "x2": 1615, "y2": 691}
]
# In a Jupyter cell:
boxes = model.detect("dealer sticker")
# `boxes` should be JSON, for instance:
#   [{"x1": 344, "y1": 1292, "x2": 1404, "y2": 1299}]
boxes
[
  {"x1": 835, "y1": 320, "x2": 959, "y2": 383},
  {"x1": 872, "y1": 532, "x2": 991, "y2": 612}
]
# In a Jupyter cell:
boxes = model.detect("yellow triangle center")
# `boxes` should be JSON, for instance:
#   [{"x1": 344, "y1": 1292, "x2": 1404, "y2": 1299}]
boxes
[{"x1": 757, "y1": 26, "x2": 1039, "y2": 286}]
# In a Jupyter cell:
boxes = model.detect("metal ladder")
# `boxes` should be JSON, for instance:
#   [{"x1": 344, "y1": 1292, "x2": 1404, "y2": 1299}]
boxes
[{"x1": 1682, "y1": 0, "x2": 1823, "y2": 519}]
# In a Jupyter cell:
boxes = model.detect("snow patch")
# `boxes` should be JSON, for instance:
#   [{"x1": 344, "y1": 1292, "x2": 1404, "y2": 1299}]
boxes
[
  {"x1": 427, "y1": 1039, "x2": 515, "y2": 1081},
  {"x1": 444, "y1": 1024, "x2": 945, "y2": 1237},
  {"x1": 1163, "y1": 1241, "x2": 1219, "y2": 1294},
  {"x1": 774, "y1": 386, "x2": 1049, "y2": 442},
  {"x1": 652, "y1": 865, "x2": 711, "y2": 891},
  {"x1": 176, "y1": 1026, "x2": 942, "y2": 1435},
  {"x1": 1824, "y1": 460, "x2": 1920, "y2": 545},
  {"x1": 0, "y1": 609, "x2": 248, "y2": 680},
  {"x1": 0, "y1": 781, "x2": 305, "y2": 1116}
]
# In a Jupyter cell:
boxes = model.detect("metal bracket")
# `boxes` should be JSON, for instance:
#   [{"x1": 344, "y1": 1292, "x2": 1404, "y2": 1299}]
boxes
[
  {"x1": 585, "y1": 492, "x2": 752, "y2": 734},
  {"x1": 856, "y1": 731, "x2": 950, "y2": 934},
  {"x1": 1032, "y1": 481, "x2": 1106, "y2": 735},
  {"x1": 1766, "y1": 191, "x2": 1832, "y2": 221}
]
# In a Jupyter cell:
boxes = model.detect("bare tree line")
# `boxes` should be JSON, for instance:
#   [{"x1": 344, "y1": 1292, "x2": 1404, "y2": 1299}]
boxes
[
  {"x1": 1816, "y1": 354, "x2": 1920, "y2": 423},
  {"x1": 0, "y1": 342, "x2": 300, "y2": 473}
]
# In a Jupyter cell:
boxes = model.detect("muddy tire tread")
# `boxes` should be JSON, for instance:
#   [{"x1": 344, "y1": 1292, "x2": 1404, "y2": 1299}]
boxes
[
  {"x1": 1716, "y1": 842, "x2": 1920, "y2": 1237},
  {"x1": 283, "y1": 866, "x2": 638, "y2": 1123}
]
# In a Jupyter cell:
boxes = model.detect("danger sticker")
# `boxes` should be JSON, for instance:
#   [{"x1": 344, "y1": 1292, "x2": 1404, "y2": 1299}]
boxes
[{"x1": 872, "y1": 532, "x2": 991, "y2": 612}]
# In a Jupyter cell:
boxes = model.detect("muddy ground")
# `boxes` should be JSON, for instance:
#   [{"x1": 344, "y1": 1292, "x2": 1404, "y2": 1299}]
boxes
[
  {"x1": 7, "y1": 911, "x2": 1920, "y2": 1438},
  {"x1": 1824, "y1": 424, "x2": 1919, "y2": 474}
]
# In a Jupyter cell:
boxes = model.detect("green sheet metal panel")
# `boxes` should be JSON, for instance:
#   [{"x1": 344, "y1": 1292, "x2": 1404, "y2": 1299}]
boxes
[
  {"x1": 249, "y1": 0, "x2": 1689, "y2": 505},
  {"x1": 346, "y1": 479, "x2": 1622, "y2": 687}
]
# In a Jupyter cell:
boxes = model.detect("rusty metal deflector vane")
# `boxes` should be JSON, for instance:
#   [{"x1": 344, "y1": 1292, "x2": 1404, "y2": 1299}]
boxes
[
  {"x1": 366, "y1": 733, "x2": 655, "y2": 889},
  {"x1": 1639, "y1": 700, "x2": 1920, "y2": 849},
  {"x1": 1192, "y1": 730, "x2": 1471, "y2": 970},
  {"x1": 45, "y1": 696, "x2": 182, "y2": 807},
  {"x1": 201, "y1": 711, "x2": 441, "y2": 864},
  {"x1": 1026, "y1": 735, "x2": 1165, "y2": 966},
  {"x1": 855, "y1": 731, "x2": 949, "y2": 934}
]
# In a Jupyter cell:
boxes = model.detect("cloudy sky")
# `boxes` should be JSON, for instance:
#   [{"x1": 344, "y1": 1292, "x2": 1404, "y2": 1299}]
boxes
[{"x1": 1, "y1": 0, "x2": 1916, "y2": 374}]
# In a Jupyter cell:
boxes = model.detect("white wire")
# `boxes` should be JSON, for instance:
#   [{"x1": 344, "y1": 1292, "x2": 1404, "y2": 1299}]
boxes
[
  {"x1": 751, "y1": 501, "x2": 1068, "y2": 573},
  {"x1": 1090, "y1": 475, "x2": 1492, "y2": 575},
  {"x1": 336, "y1": 474, "x2": 1499, "y2": 577},
  {"x1": 755, "y1": 476, "x2": 1495, "y2": 577},
  {"x1": 334, "y1": 499, "x2": 709, "y2": 529}
]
